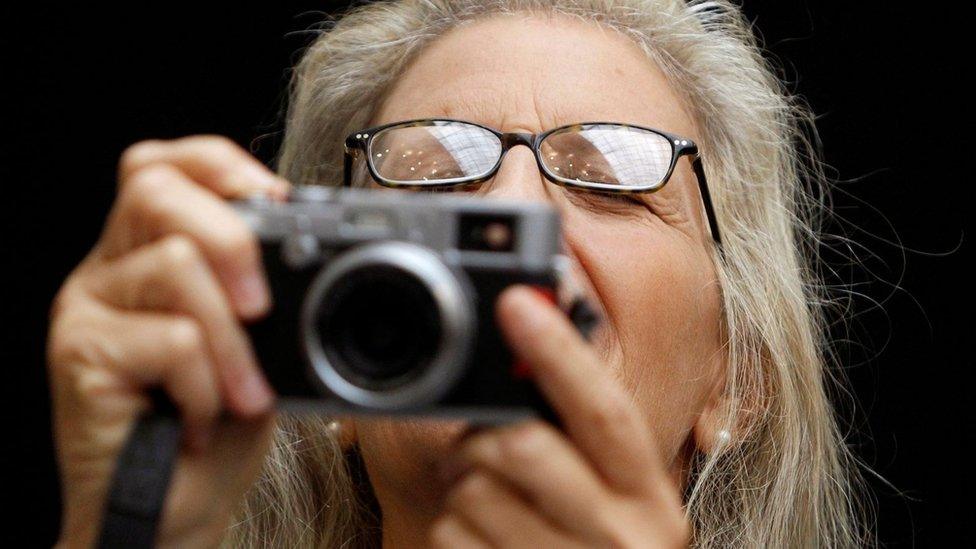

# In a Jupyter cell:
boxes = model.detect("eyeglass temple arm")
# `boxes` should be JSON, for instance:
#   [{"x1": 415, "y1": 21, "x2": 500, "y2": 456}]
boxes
[
  {"x1": 343, "y1": 149, "x2": 353, "y2": 187},
  {"x1": 342, "y1": 135, "x2": 366, "y2": 188},
  {"x1": 690, "y1": 155, "x2": 722, "y2": 246}
]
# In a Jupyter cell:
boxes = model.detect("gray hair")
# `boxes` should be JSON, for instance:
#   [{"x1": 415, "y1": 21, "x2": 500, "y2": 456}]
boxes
[{"x1": 226, "y1": 1, "x2": 872, "y2": 546}]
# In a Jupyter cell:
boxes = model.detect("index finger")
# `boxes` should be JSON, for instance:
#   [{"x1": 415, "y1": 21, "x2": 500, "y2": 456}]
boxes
[
  {"x1": 495, "y1": 285, "x2": 669, "y2": 496},
  {"x1": 99, "y1": 165, "x2": 270, "y2": 320},
  {"x1": 118, "y1": 135, "x2": 290, "y2": 199}
]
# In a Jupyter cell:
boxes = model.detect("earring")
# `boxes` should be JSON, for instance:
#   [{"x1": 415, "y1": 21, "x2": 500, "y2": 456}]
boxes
[
  {"x1": 327, "y1": 420, "x2": 342, "y2": 433},
  {"x1": 716, "y1": 429, "x2": 732, "y2": 446}
]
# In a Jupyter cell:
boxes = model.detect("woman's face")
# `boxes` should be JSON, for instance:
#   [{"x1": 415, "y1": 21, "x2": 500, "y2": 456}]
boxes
[{"x1": 351, "y1": 13, "x2": 725, "y2": 525}]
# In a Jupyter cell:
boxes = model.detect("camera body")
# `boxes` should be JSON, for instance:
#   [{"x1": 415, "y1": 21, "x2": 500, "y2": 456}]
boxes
[{"x1": 236, "y1": 186, "x2": 578, "y2": 424}]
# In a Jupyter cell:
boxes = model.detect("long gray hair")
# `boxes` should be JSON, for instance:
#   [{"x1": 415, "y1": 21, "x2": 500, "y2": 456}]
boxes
[{"x1": 225, "y1": 1, "x2": 872, "y2": 546}]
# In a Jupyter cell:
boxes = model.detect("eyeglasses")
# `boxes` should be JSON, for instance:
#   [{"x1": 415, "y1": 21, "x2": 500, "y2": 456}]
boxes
[{"x1": 343, "y1": 118, "x2": 721, "y2": 244}]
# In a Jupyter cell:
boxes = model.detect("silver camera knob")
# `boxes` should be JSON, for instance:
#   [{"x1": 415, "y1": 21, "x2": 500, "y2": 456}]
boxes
[
  {"x1": 282, "y1": 233, "x2": 321, "y2": 269},
  {"x1": 290, "y1": 185, "x2": 339, "y2": 203}
]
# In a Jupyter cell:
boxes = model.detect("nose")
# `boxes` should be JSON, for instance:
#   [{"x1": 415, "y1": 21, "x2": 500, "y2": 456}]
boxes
[{"x1": 481, "y1": 143, "x2": 551, "y2": 203}]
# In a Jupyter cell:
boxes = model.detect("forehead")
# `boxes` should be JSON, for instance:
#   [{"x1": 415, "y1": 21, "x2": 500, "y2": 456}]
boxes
[{"x1": 371, "y1": 12, "x2": 696, "y2": 138}]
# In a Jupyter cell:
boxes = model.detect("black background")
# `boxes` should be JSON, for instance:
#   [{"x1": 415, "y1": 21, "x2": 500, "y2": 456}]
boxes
[{"x1": 3, "y1": 2, "x2": 971, "y2": 546}]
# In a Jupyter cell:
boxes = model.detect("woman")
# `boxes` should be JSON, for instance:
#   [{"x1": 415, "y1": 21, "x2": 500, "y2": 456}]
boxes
[{"x1": 48, "y1": 1, "x2": 870, "y2": 547}]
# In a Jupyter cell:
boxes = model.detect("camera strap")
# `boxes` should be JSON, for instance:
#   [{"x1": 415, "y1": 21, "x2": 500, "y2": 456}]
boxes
[{"x1": 96, "y1": 389, "x2": 181, "y2": 549}]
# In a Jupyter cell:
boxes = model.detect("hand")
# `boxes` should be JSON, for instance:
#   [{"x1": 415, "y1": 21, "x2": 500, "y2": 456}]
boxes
[
  {"x1": 47, "y1": 136, "x2": 289, "y2": 548},
  {"x1": 430, "y1": 286, "x2": 691, "y2": 548}
]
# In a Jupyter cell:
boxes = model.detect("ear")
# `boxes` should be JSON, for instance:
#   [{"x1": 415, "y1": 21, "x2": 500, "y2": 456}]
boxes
[
  {"x1": 691, "y1": 353, "x2": 741, "y2": 454},
  {"x1": 331, "y1": 416, "x2": 359, "y2": 452},
  {"x1": 692, "y1": 391, "x2": 737, "y2": 454}
]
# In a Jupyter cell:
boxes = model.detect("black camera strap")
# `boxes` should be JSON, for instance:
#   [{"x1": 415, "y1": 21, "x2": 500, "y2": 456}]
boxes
[{"x1": 97, "y1": 389, "x2": 181, "y2": 549}]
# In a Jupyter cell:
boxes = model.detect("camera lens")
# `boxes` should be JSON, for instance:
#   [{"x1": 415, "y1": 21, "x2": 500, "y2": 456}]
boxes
[
  {"x1": 314, "y1": 265, "x2": 442, "y2": 390},
  {"x1": 301, "y1": 241, "x2": 473, "y2": 409}
]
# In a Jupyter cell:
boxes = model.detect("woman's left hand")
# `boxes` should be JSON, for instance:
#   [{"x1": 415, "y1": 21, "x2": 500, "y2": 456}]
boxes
[{"x1": 430, "y1": 285, "x2": 691, "y2": 549}]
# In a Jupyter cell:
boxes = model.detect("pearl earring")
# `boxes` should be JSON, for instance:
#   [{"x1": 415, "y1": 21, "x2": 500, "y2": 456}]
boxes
[
  {"x1": 327, "y1": 420, "x2": 342, "y2": 433},
  {"x1": 716, "y1": 429, "x2": 732, "y2": 446}
]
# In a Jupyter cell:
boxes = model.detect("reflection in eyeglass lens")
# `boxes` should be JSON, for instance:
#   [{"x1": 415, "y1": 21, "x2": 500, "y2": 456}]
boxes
[
  {"x1": 370, "y1": 123, "x2": 501, "y2": 183},
  {"x1": 540, "y1": 126, "x2": 673, "y2": 188}
]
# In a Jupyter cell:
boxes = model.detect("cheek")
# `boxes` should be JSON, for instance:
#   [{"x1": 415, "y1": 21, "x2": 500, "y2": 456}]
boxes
[{"x1": 562, "y1": 211, "x2": 723, "y2": 456}]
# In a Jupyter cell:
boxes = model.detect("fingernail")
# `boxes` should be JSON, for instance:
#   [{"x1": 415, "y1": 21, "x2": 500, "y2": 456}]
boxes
[{"x1": 233, "y1": 272, "x2": 271, "y2": 318}]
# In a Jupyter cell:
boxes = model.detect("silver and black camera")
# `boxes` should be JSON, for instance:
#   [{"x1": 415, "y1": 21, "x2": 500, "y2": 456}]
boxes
[{"x1": 236, "y1": 186, "x2": 595, "y2": 424}]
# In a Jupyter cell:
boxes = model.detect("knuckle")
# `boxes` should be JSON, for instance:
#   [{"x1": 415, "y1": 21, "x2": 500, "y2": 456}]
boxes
[
  {"x1": 49, "y1": 275, "x2": 83, "y2": 324},
  {"x1": 48, "y1": 299, "x2": 105, "y2": 373},
  {"x1": 118, "y1": 139, "x2": 165, "y2": 177},
  {"x1": 163, "y1": 317, "x2": 207, "y2": 362},
  {"x1": 47, "y1": 311, "x2": 85, "y2": 370},
  {"x1": 449, "y1": 472, "x2": 490, "y2": 509},
  {"x1": 186, "y1": 134, "x2": 243, "y2": 163},
  {"x1": 128, "y1": 163, "x2": 176, "y2": 192},
  {"x1": 121, "y1": 164, "x2": 179, "y2": 210},
  {"x1": 63, "y1": 361, "x2": 122, "y2": 417},
  {"x1": 48, "y1": 324, "x2": 125, "y2": 417},
  {"x1": 498, "y1": 422, "x2": 550, "y2": 461},
  {"x1": 158, "y1": 235, "x2": 204, "y2": 272},
  {"x1": 188, "y1": 133, "x2": 237, "y2": 149}
]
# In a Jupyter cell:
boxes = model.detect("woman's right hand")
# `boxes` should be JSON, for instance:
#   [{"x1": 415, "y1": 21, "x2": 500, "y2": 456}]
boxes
[{"x1": 47, "y1": 136, "x2": 290, "y2": 548}]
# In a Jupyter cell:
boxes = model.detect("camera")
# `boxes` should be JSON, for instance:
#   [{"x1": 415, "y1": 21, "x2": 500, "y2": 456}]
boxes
[{"x1": 236, "y1": 186, "x2": 594, "y2": 424}]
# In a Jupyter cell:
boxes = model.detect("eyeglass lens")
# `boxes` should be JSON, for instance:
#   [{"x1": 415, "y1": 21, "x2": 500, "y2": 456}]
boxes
[{"x1": 368, "y1": 121, "x2": 675, "y2": 188}]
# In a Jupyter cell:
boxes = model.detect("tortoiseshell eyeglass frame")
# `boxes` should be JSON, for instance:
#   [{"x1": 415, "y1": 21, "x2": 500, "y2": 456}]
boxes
[{"x1": 343, "y1": 118, "x2": 721, "y2": 245}]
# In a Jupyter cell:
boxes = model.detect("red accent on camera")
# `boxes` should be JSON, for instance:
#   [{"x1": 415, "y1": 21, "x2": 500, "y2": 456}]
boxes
[{"x1": 528, "y1": 285, "x2": 557, "y2": 305}]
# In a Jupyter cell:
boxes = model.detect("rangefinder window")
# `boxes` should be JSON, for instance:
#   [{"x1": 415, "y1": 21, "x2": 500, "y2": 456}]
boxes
[{"x1": 458, "y1": 213, "x2": 517, "y2": 252}]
